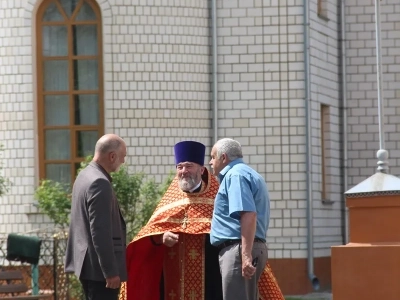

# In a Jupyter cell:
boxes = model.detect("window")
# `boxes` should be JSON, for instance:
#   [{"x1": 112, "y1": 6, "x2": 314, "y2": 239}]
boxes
[
  {"x1": 318, "y1": 0, "x2": 328, "y2": 19},
  {"x1": 320, "y1": 104, "x2": 330, "y2": 201},
  {"x1": 37, "y1": 0, "x2": 104, "y2": 184}
]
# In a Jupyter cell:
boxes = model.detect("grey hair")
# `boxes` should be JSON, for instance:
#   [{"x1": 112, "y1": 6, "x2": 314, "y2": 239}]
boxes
[
  {"x1": 214, "y1": 138, "x2": 243, "y2": 161},
  {"x1": 95, "y1": 137, "x2": 122, "y2": 154}
]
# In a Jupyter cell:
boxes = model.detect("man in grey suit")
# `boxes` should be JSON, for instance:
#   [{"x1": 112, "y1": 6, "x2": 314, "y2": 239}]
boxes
[{"x1": 65, "y1": 134, "x2": 128, "y2": 300}]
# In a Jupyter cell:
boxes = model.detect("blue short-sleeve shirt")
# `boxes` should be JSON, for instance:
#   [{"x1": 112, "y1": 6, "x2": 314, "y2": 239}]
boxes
[{"x1": 210, "y1": 158, "x2": 270, "y2": 246}]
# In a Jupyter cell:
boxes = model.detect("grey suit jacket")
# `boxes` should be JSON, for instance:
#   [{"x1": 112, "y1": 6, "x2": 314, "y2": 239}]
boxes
[{"x1": 65, "y1": 162, "x2": 127, "y2": 282}]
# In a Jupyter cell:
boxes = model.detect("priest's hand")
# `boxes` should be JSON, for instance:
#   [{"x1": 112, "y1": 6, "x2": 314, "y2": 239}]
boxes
[{"x1": 163, "y1": 232, "x2": 179, "y2": 247}]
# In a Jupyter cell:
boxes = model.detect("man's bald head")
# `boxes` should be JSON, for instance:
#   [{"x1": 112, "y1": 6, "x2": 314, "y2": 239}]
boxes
[
  {"x1": 93, "y1": 134, "x2": 127, "y2": 173},
  {"x1": 95, "y1": 134, "x2": 124, "y2": 155}
]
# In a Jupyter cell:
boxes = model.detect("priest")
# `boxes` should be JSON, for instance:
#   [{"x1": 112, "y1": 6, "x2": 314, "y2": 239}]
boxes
[{"x1": 120, "y1": 140, "x2": 284, "y2": 300}]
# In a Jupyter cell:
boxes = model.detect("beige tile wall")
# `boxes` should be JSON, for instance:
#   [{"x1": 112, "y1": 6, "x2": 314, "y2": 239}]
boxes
[
  {"x1": 3, "y1": 0, "x2": 397, "y2": 261},
  {"x1": 345, "y1": 0, "x2": 400, "y2": 187}
]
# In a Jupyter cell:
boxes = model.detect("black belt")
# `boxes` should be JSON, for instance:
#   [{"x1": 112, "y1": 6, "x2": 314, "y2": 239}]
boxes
[{"x1": 216, "y1": 238, "x2": 265, "y2": 251}]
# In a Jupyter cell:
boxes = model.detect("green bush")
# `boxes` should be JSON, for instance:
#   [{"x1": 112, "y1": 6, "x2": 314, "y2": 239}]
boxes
[
  {"x1": 76, "y1": 155, "x2": 174, "y2": 240},
  {"x1": 113, "y1": 167, "x2": 163, "y2": 240},
  {"x1": 35, "y1": 156, "x2": 174, "y2": 239},
  {"x1": 68, "y1": 275, "x2": 85, "y2": 300},
  {"x1": 34, "y1": 180, "x2": 71, "y2": 229}
]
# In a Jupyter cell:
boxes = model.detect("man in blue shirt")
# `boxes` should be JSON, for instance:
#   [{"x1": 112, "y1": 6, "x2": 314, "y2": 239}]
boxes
[{"x1": 210, "y1": 138, "x2": 270, "y2": 300}]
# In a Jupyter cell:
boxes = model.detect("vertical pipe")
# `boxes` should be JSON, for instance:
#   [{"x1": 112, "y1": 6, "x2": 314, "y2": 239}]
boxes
[
  {"x1": 374, "y1": 0, "x2": 385, "y2": 151},
  {"x1": 340, "y1": 0, "x2": 349, "y2": 244},
  {"x1": 303, "y1": 0, "x2": 319, "y2": 290},
  {"x1": 211, "y1": 0, "x2": 218, "y2": 143}
]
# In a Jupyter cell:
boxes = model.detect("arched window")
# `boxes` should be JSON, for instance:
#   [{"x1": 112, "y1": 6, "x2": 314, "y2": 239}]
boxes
[{"x1": 37, "y1": 0, "x2": 104, "y2": 184}]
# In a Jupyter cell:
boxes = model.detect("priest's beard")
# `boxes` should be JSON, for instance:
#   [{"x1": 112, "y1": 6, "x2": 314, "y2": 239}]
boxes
[{"x1": 178, "y1": 173, "x2": 200, "y2": 192}]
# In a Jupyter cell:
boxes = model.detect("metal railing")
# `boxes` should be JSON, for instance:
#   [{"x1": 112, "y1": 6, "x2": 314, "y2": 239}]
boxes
[{"x1": 0, "y1": 228, "x2": 82, "y2": 300}]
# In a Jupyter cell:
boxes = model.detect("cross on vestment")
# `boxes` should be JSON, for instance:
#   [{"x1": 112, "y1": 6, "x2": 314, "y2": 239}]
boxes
[
  {"x1": 188, "y1": 248, "x2": 199, "y2": 260},
  {"x1": 169, "y1": 290, "x2": 176, "y2": 300},
  {"x1": 189, "y1": 290, "x2": 197, "y2": 300}
]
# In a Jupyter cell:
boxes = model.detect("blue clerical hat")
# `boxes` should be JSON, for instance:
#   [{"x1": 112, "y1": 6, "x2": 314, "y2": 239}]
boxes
[{"x1": 174, "y1": 141, "x2": 206, "y2": 166}]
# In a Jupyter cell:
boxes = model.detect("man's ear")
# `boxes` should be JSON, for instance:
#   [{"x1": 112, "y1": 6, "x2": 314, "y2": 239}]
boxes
[
  {"x1": 109, "y1": 151, "x2": 116, "y2": 162},
  {"x1": 200, "y1": 166, "x2": 205, "y2": 174},
  {"x1": 221, "y1": 153, "x2": 227, "y2": 163}
]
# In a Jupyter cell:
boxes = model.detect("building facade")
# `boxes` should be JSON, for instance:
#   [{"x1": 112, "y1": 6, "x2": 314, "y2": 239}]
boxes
[{"x1": 0, "y1": 0, "x2": 399, "y2": 295}]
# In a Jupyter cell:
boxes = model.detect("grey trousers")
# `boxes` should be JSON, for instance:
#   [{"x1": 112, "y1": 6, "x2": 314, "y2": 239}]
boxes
[{"x1": 218, "y1": 241, "x2": 268, "y2": 300}]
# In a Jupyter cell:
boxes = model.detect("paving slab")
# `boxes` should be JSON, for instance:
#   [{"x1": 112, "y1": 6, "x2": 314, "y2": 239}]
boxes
[{"x1": 285, "y1": 292, "x2": 333, "y2": 300}]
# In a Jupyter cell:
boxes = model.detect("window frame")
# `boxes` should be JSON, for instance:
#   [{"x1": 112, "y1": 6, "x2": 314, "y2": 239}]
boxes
[
  {"x1": 36, "y1": 0, "x2": 104, "y2": 184},
  {"x1": 317, "y1": 0, "x2": 329, "y2": 20}
]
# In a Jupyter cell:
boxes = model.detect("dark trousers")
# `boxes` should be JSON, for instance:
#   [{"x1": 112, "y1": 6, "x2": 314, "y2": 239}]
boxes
[
  {"x1": 159, "y1": 234, "x2": 222, "y2": 300},
  {"x1": 80, "y1": 279, "x2": 120, "y2": 300}
]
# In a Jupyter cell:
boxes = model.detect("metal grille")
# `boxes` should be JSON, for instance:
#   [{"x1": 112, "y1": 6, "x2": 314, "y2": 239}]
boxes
[{"x1": 0, "y1": 228, "x2": 83, "y2": 300}]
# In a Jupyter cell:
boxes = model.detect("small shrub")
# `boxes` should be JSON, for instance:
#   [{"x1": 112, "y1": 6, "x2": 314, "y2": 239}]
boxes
[
  {"x1": 35, "y1": 156, "x2": 174, "y2": 239},
  {"x1": 34, "y1": 180, "x2": 71, "y2": 229},
  {"x1": 109, "y1": 165, "x2": 174, "y2": 240},
  {"x1": 68, "y1": 274, "x2": 84, "y2": 300}
]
